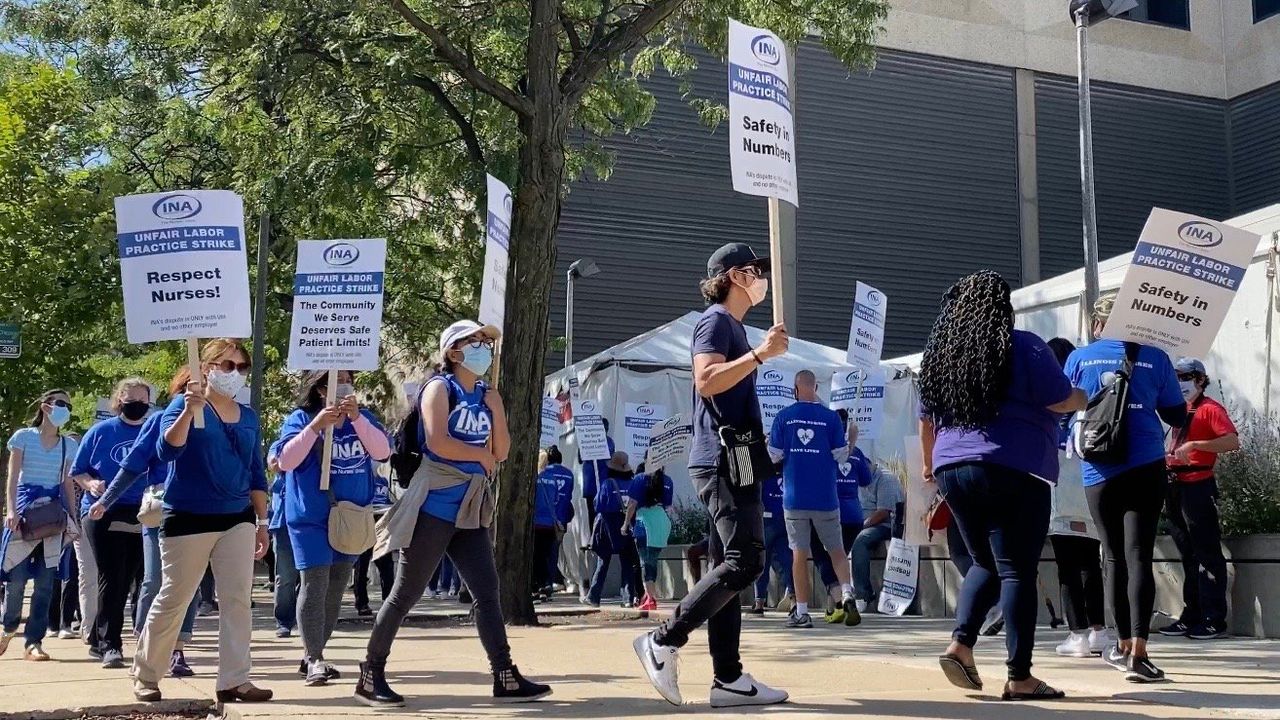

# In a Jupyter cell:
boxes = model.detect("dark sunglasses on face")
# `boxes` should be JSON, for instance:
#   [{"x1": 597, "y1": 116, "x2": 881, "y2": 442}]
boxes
[
  {"x1": 734, "y1": 266, "x2": 764, "y2": 279},
  {"x1": 45, "y1": 399, "x2": 72, "y2": 409},
  {"x1": 215, "y1": 359, "x2": 252, "y2": 374},
  {"x1": 1177, "y1": 373, "x2": 1198, "y2": 382}
]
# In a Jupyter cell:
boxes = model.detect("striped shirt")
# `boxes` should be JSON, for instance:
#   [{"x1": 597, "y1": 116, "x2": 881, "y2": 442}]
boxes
[{"x1": 7, "y1": 428, "x2": 77, "y2": 489}]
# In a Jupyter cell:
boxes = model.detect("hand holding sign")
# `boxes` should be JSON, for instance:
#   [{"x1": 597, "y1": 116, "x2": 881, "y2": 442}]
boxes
[
  {"x1": 756, "y1": 322, "x2": 789, "y2": 361},
  {"x1": 308, "y1": 405, "x2": 344, "y2": 434}
]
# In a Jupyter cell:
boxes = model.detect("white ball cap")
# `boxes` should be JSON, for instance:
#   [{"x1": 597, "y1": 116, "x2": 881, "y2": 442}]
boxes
[{"x1": 439, "y1": 320, "x2": 501, "y2": 353}]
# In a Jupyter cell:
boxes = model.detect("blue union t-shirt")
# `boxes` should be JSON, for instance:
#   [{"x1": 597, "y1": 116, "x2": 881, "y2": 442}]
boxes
[
  {"x1": 420, "y1": 374, "x2": 491, "y2": 522},
  {"x1": 689, "y1": 304, "x2": 761, "y2": 469},
  {"x1": 1064, "y1": 339, "x2": 1183, "y2": 487},
  {"x1": 769, "y1": 401, "x2": 847, "y2": 512},
  {"x1": 836, "y1": 447, "x2": 872, "y2": 526}
]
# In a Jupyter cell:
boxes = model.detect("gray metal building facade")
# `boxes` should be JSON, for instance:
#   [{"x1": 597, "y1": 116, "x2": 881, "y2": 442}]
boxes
[{"x1": 551, "y1": 43, "x2": 1280, "y2": 364}]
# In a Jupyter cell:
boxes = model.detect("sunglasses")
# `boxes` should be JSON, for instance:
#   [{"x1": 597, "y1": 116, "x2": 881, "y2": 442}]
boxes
[
  {"x1": 1177, "y1": 373, "x2": 1199, "y2": 382},
  {"x1": 44, "y1": 399, "x2": 72, "y2": 410},
  {"x1": 213, "y1": 359, "x2": 252, "y2": 374},
  {"x1": 733, "y1": 266, "x2": 765, "y2": 279}
]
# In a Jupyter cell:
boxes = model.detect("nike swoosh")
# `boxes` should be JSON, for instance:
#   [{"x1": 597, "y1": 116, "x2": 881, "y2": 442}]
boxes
[
  {"x1": 648, "y1": 647, "x2": 665, "y2": 671},
  {"x1": 716, "y1": 683, "x2": 759, "y2": 698}
]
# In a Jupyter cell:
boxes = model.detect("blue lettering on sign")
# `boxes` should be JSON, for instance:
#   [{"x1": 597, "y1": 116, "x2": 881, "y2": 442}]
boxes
[
  {"x1": 293, "y1": 272, "x2": 385, "y2": 295},
  {"x1": 151, "y1": 194, "x2": 203, "y2": 220},
  {"x1": 323, "y1": 242, "x2": 360, "y2": 267},
  {"x1": 854, "y1": 302, "x2": 884, "y2": 327},
  {"x1": 728, "y1": 63, "x2": 791, "y2": 112},
  {"x1": 1177, "y1": 221, "x2": 1224, "y2": 249},
  {"x1": 1131, "y1": 242, "x2": 1246, "y2": 291},
  {"x1": 117, "y1": 227, "x2": 242, "y2": 258},
  {"x1": 750, "y1": 34, "x2": 781, "y2": 66}
]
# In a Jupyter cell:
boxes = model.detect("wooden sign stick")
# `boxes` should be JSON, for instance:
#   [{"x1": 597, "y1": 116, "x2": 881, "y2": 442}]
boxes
[
  {"x1": 768, "y1": 197, "x2": 785, "y2": 327},
  {"x1": 319, "y1": 368, "x2": 337, "y2": 491},
  {"x1": 186, "y1": 337, "x2": 205, "y2": 429}
]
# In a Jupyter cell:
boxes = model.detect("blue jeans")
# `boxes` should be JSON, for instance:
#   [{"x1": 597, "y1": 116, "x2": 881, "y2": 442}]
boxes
[
  {"x1": 3, "y1": 551, "x2": 57, "y2": 646},
  {"x1": 138, "y1": 527, "x2": 198, "y2": 641},
  {"x1": 754, "y1": 519, "x2": 793, "y2": 601},
  {"x1": 588, "y1": 513, "x2": 640, "y2": 604},
  {"x1": 273, "y1": 529, "x2": 300, "y2": 631},
  {"x1": 938, "y1": 462, "x2": 1050, "y2": 682},
  {"x1": 852, "y1": 523, "x2": 892, "y2": 601}
]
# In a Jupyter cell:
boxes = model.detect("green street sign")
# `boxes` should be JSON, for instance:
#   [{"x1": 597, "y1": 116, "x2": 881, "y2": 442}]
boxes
[{"x1": 0, "y1": 323, "x2": 20, "y2": 359}]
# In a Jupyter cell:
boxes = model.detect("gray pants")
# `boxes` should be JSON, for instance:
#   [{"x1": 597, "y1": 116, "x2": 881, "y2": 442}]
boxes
[
  {"x1": 299, "y1": 562, "x2": 353, "y2": 660},
  {"x1": 365, "y1": 513, "x2": 511, "y2": 673}
]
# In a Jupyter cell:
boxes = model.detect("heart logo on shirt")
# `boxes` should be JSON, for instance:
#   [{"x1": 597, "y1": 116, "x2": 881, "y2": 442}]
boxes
[
  {"x1": 797, "y1": 428, "x2": 814, "y2": 446},
  {"x1": 838, "y1": 462, "x2": 851, "y2": 476}
]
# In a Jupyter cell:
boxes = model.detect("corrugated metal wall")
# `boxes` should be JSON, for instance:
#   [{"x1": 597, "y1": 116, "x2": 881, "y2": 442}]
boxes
[
  {"x1": 1230, "y1": 82, "x2": 1280, "y2": 216},
  {"x1": 1035, "y1": 76, "x2": 1233, "y2": 278}
]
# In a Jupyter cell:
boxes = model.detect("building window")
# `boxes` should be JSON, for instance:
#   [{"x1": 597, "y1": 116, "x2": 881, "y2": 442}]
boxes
[
  {"x1": 1119, "y1": 0, "x2": 1191, "y2": 30},
  {"x1": 1257, "y1": 0, "x2": 1280, "y2": 23}
]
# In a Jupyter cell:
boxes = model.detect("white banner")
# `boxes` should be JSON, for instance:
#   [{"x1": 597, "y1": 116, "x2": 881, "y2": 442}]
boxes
[
  {"x1": 847, "y1": 281, "x2": 887, "y2": 370},
  {"x1": 1103, "y1": 208, "x2": 1260, "y2": 358},
  {"x1": 755, "y1": 366, "x2": 795, "y2": 435},
  {"x1": 877, "y1": 538, "x2": 919, "y2": 617},
  {"x1": 115, "y1": 190, "x2": 251, "y2": 343},
  {"x1": 287, "y1": 238, "x2": 386, "y2": 371},
  {"x1": 573, "y1": 399, "x2": 611, "y2": 462},
  {"x1": 540, "y1": 396, "x2": 561, "y2": 449},
  {"x1": 622, "y1": 402, "x2": 666, "y2": 465},
  {"x1": 478, "y1": 174, "x2": 512, "y2": 333},
  {"x1": 830, "y1": 366, "x2": 886, "y2": 440},
  {"x1": 645, "y1": 414, "x2": 693, "y2": 471},
  {"x1": 727, "y1": 19, "x2": 798, "y2": 207}
]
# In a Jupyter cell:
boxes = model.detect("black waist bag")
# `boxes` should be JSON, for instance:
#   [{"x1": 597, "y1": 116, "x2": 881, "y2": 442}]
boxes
[
  {"x1": 709, "y1": 397, "x2": 772, "y2": 489},
  {"x1": 1076, "y1": 342, "x2": 1139, "y2": 465}
]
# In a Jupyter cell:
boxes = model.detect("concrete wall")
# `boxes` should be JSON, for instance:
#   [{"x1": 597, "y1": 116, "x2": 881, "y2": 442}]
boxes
[{"x1": 878, "y1": 0, "x2": 1280, "y2": 100}]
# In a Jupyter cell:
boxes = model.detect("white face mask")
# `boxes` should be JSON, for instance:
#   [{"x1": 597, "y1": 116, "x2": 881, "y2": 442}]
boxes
[
  {"x1": 1180, "y1": 380, "x2": 1200, "y2": 401},
  {"x1": 735, "y1": 272, "x2": 768, "y2": 307},
  {"x1": 207, "y1": 368, "x2": 247, "y2": 399}
]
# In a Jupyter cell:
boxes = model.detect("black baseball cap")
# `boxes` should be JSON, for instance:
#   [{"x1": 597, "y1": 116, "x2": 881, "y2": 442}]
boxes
[{"x1": 707, "y1": 242, "x2": 770, "y2": 278}]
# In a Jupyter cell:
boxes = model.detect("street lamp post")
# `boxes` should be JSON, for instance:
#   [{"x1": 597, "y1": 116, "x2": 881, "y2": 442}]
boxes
[
  {"x1": 1070, "y1": 0, "x2": 1137, "y2": 337},
  {"x1": 565, "y1": 258, "x2": 601, "y2": 368}
]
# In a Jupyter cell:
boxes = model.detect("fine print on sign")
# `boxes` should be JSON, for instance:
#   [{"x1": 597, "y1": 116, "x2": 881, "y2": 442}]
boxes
[
  {"x1": 646, "y1": 414, "x2": 693, "y2": 471},
  {"x1": 287, "y1": 238, "x2": 387, "y2": 371},
  {"x1": 573, "y1": 399, "x2": 611, "y2": 462},
  {"x1": 727, "y1": 18, "x2": 798, "y2": 207},
  {"x1": 478, "y1": 174, "x2": 512, "y2": 333},
  {"x1": 1103, "y1": 208, "x2": 1260, "y2": 358},
  {"x1": 830, "y1": 366, "x2": 886, "y2": 440},
  {"x1": 114, "y1": 190, "x2": 252, "y2": 343},
  {"x1": 623, "y1": 402, "x2": 667, "y2": 466},
  {"x1": 877, "y1": 537, "x2": 919, "y2": 617},
  {"x1": 0, "y1": 323, "x2": 19, "y2": 359},
  {"x1": 540, "y1": 396, "x2": 560, "y2": 449},
  {"x1": 755, "y1": 366, "x2": 795, "y2": 435},
  {"x1": 847, "y1": 281, "x2": 887, "y2": 370}
]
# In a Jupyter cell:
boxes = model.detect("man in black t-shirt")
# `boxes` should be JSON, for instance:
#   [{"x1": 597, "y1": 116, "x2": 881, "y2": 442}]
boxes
[{"x1": 633, "y1": 242, "x2": 789, "y2": 708}]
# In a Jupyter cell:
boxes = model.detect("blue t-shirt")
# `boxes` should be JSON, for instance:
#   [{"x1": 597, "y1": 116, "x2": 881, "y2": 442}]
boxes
[
  {"x1": 580, "y1": 436, "x2": 615, "y2": 502},
  {"x1": 267, "y1": 436, "x2": 287, "y2": 531},
  {"x1": 690, "y1": 304, "x2": 761, "y2": 469},
  {"x1": 1065, "y1": 339, "x2": 1183, "y2": 486},
  {"x1": 103, "y1": 412, "x2": 170, "y2": 510},
  {"x1": 534, "y1": 464, "x2": 575, "y2": 528},
  {"x1": 72, "y1": 417, "x2": 151, "y2": 513},
  {"x1": 157, "y1": 396, "x2": 268, "y2": 515},
  {"x1": 420, "y1": 374, "x2": 490, "y2": 523},
  {"x1": 836, "y1": 447, "x2": 872, "y2": 526},
  {"x1": 762, "y1": 474, "x2": 785, "y2": 521},
  {"x1": 769, "y1": 401, "x2": 847, "y2": 512},
  {"x1": 594, "y1": 473, "x2": 629, "y2": 514},
  {"x1": 929, "y1": 330, "x2": 1073, "y2": 483}
]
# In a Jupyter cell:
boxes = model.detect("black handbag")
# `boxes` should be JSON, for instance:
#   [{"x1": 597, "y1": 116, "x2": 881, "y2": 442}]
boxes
[{"x1": 707, "y1": 397, "x2": 773, "y2": 489}]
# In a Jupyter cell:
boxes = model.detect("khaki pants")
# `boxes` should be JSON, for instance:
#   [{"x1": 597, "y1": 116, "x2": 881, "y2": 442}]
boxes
[
  {"x1": 74, "y1": 535, "x2": 97, "y2": 643},
  {"x1": 133, "y1": 523, "x2": 255, "y2": 691}
]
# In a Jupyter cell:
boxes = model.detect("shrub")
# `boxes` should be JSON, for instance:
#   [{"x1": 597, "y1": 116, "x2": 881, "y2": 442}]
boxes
[
  {"x1": 1215, "y1": 409, "x2": 1280, "y2": 537},
  {"x1": 668, "y1": 499, "x2": 711, "y2": 545}
]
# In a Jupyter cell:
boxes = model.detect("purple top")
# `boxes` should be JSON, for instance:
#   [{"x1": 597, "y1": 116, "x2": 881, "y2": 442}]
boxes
[{"x1": 927, "y1": 330, "x2": 1073, "y2": 482}]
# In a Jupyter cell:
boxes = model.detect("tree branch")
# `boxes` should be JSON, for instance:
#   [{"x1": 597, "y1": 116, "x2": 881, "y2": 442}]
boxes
[
  {"x1": 405, "y1": 73, "x2": 487, "y2": 164},
  {"x1": 560, "y1": 0, "x2": 683, "y2": 102},
  {"x1": 560, "y1": 10, "x2": 585, "y2": 57},
  {"x1": 386, "y1": 0, "x2": 532, "y2": 119}
]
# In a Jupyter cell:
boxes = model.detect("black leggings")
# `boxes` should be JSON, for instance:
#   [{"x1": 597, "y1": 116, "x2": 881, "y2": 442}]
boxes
[
  {"x1": 1050, "y1": 535, "x2": 1105, "y2": 632},
  {"x1": 1085, "y1": 462, "x2": 1166, "y2": 641}
]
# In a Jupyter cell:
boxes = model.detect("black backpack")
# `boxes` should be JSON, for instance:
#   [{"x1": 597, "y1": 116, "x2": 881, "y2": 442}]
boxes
[
  {"x1": 390, "y1": 378, "x2": 461, "y2": 487},
  {"x1": 1075, "y1": 342, "x2": 1140, "y2": 465}
]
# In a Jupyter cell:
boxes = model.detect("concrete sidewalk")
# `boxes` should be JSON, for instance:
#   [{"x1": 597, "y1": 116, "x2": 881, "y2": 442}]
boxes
[{"x1": 1, "y1": 594, "x2": 1277, "y2": 720}]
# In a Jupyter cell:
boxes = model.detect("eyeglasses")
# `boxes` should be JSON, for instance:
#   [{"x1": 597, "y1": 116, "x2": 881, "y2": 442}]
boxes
[
  {"x1": 733, "y1": 266, "x2": 764, "y2": 279},
  {"x1": 215, "y1": 360, "x2": 252, "y2": 374},
  {"x1": 45, "y1": 399, "x2": 72, "y2": 409},
  {"x1": 465, "y1": 338, "x2": 496, "y2": 350},
  {"x1": 1177, "y1": 373, "x2": 1199, "y2": 382}
]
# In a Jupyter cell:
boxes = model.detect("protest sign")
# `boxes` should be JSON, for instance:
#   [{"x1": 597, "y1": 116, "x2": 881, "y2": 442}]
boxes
[
  {"x1": 287, "y1": 238, "x2": 386, "y2": 371},
  {"x1": 479, "y1": 175, "x2": 512, "y2": 333},
  {"x1": 622, "y1": 402, "x2": 667, "y2": 464},
  {"x1": 568, "y1": 376, "x2": 581, "y2": 404},
  {"x1": 645, "y1": 414, "x2": 693, "y2": 471},
  {"x1": 728, "y1": 19, "x2": 798, "y2": 207},
  {"x1": 847, "y1": 282, "x2": 887, "y2": 370},
  {"x1": 1103, "y1": 208, "x2": 1260, "y2": 357},
  {"x1": 115, "y1": 190, "x2": 251, "y2": 343},
  {"x1": 94, "y1": 398, "x2": 114, "y2": 424},
  {"x1": 540, "y1": 396, "x2": 561, "y2": 449},
  {"x1": 574, "y1": 399, "x2": 611, "y2": 462},
  {"x1": 0, "y1": 323, "x2": 19, "y2": 359},
  {"x1": 830, "y1": 366, "x2": 886, "y2": 440},
  {"x1": 877, "y1": 538, "x2": 919, "y2": 616},
  {"x1": 755, "y1": 366, "x2": 794, "y2": 435}
]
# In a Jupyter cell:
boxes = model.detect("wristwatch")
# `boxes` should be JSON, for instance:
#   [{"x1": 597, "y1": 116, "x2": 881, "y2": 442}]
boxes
[{"x1": 256, "y1": 518, "x2": 269, "y2": 527}]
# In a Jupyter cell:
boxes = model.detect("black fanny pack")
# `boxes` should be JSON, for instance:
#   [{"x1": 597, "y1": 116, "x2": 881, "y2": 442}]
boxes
[{"x1": 708, "y1": 399, "x2": 772, "y2": 489}]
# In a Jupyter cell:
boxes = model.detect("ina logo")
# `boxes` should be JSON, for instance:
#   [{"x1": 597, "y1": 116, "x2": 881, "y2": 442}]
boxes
[
  {"x1": 867, "y1": 290, "x2": 884, "y2": 307},
  {"x1": 580, "y1": 400, "x2": 596, "y2": 414},
  {"x1": 503, "y1": 193, "x2": 513, "y2": 216},
  {"x1": 331, "y1": 438, "x2": 368, "y2": 467},
  {"x1": 637, "y1": 405, "x2": 655, "y2": 417},
  {"x1": 454, "y1": 407, "x2": 493, "y2": 437},
  {"x1": 151, "y1": 193, "x2": 202, "y2": 220},
  {"x1": 797, "y1": 428, "x2": 814, "y2": 445},
  {"x1": 750, "y1": 34, "x2": 781, "y2": 66},
  {"x1": 845, "y1": 369, "x2": 864, "y2": 384},
  {"x1": 763, "y1": 369, "x2": 784, "y2": 383},
  {"x1": 1177, "y1": 221, "x2": 1223, "y2": 249},
  {"x1": 323, "y1": 242, "x2": 360, "y2": 266}
]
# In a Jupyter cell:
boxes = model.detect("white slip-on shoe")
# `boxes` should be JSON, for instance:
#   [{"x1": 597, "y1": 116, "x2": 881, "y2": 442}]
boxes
[
  {"x1": 1056, "y1": 632, "x2": 1092, "y2": 658},
  {"x1": 633, "y1": 631, "x2": 681, "y2": 706},
  {"x1": 710, "y1": 673, "x2": 789, "y2": 708},
  {"x1": 1088, "y1": 628, "x2": 1117, "y2": 655}
]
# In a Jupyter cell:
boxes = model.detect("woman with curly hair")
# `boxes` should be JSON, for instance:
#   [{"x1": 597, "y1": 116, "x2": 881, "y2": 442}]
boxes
[{"x1": 919, "y1": 270, "x2": 1085, "y2": 701}]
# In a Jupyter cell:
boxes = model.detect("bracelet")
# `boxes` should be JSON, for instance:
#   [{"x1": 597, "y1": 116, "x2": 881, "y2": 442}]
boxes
[
  {"x1": 751, "y1": 350, "x2": 764, "y2": 365},
  {"x1": 256, "y1": 518, "x2": 269, "y2": 527}
]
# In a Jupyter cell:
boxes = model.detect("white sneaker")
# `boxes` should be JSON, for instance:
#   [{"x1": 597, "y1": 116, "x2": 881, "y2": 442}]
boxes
[
  {"x1": 101, "y1": 648, "x2": 126, "y2": 669},
  {"x1": 1089, "y1": 628, "x2": 1117, "y2": 655},
  {"x1": 855, "y1": 599, "x2": 869, "y2": 613},
  {"x1": 709, "y1": 673, "x2": 789, "y2": 708},
  {"x1": 633, "y1": 631, "x2": 681, "y2": 706},
  {"x1": 1055, "y1": 632, "x2": 1092, "y2": 658},
  {"x1": 57, "y1": 628, "x2": 76, "y2": 640}
]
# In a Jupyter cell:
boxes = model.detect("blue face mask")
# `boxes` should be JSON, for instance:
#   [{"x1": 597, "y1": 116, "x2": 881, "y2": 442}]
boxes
[
  {"x1": 48, "y1": 405, "x2": 71, "y2": 428},
  {"x1": 460, "y1": 344, "x2": 493, "y2": 376}
]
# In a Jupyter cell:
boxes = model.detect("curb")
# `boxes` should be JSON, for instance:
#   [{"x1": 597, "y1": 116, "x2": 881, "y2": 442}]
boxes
[{"x1": 0, "y1": 699, "x2": 217, "y2": 720}]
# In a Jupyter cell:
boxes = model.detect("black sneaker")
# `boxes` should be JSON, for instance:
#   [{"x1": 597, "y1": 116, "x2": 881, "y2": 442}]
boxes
[
  {"x1": 1187, "y1": 621, "x2": 1229, "y2": 640},
  {"x1": 305, "y1": 659, "x2": 330, "y2": 687},
  {"x1": 1126, "y1": 655, "x2": 1168, "y2": 683},
  {"x1": 1103, "y1": 643, "x2": 1128, "y2": 672},
  {"x1": 841, "y1": 596, "x2": 862, "y2": 627},
  {"x1": 459, "y1": 588, "x2": 473, "y2": 604},
  {"x1": 354, "y1": 661, "x2": 405, "y2": 707},
  {"x1": 493, "y1": 665, "x2": 552, "y2": 702},
  {"x1": 1157, "y1": 619, "x2": 1191, "y2": 637}
]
